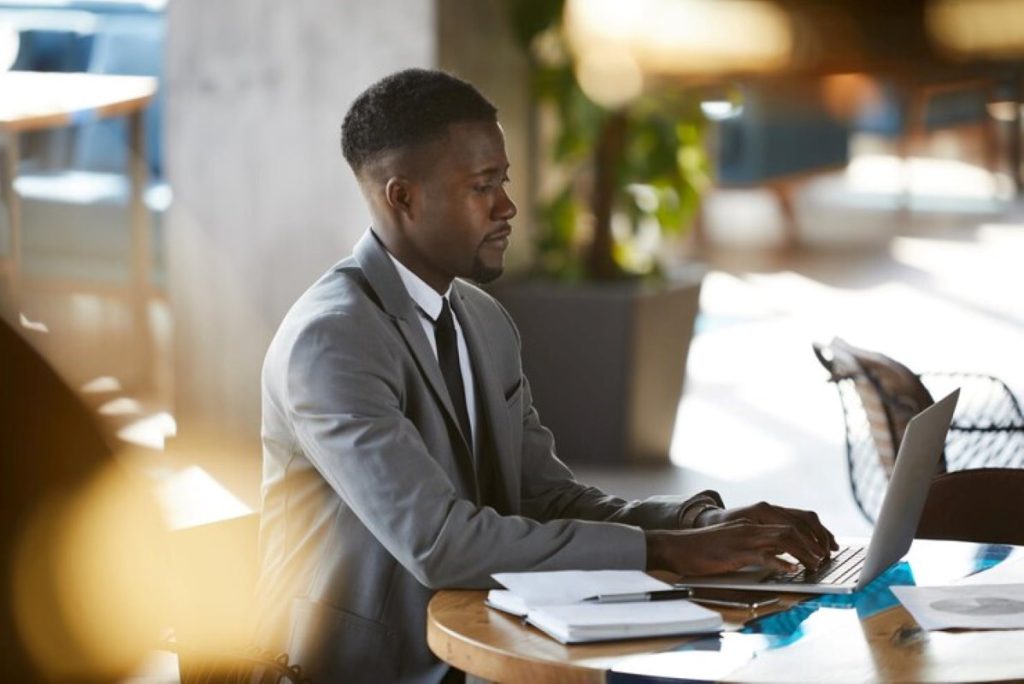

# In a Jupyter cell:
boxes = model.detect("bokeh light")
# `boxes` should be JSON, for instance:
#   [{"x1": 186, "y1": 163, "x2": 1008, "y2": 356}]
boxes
[
  {"x1": 564, "y1": 0, "x2": 793, "y2": 80},
  {"x1": 11, "y1": 462, "x2": 171, "y2": 680},
  {"x1": 928, "y1": 0, "x2": 1024, "y2": 59}
]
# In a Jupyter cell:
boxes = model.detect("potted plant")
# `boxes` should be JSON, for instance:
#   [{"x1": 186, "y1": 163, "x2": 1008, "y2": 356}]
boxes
[{"x1": 493, "y1": 0, "x2": 708, "y2": 466}]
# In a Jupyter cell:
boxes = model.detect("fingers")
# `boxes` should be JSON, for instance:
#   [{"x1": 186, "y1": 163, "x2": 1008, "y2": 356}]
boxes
[
  {"x1": 708, "y1": 522, "x2": 823, "y2": 572},
  {"x1": 754, "y1": 523, "x2": 825, "y2": 572},
  {"x1": 782, "y1": 507, "x2": 839, "y2": 553},
  {"x1": 748, "y1": 502, "x2": 837, "y2": 561},
  {"x1": 653, "y1": 515, "x2": 837, "y2": 577},
  {"x1": 760, "y1": 551, "x2": 798, "y2": 574},
  {"x1": 713, "y1": 516, "x2": 753, "y2": 528}
]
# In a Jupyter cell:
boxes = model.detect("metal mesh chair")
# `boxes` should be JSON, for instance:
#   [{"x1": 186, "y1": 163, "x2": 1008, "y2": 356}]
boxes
[{"x1": 814, "y1": 339, "x2": 1024, "y2": 522}]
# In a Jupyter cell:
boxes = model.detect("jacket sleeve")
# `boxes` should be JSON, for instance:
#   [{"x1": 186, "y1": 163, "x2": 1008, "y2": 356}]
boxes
[
  {"x1": 486, "y1": 303, "x2": 725, "y2": 529},
  {"x1": 516, "y1": 372, "x2": 724, "y2": 528},
  {"x1": 284, "y1": 311, "x2": 647, "y2": 590}
]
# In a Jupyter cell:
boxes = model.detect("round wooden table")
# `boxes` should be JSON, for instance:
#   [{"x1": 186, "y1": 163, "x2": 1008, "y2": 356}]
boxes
[{"x1": 427, "y1": 540, "x2": 1024, "y2": 683}]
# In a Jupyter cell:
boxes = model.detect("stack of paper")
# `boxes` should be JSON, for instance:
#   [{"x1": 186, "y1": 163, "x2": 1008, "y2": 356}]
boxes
[{"x1": 486, "y1": 570, "x2": 723, "y2": 644}]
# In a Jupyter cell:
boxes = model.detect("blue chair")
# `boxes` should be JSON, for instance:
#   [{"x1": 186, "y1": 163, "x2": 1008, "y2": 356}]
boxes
[
  {"x1": 13, "y1": 11, "x2": 168, "y2": 288},
  {"x1": 3, "y1": 8, "x2": 98, "y2": 170},
  {"x1": 8, "y1": 9, "x2": 96, "y2": 73},
  {"x1": 853, "y1": 71, "x2": 1001, "y2": 198},
  {"x1": 704, "y1": 81, "x2": 850, "y2": 249}
]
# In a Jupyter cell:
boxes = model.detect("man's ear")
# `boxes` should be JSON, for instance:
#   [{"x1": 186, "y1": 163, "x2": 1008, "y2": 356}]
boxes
[{"x1": 384, "y1": 177, "x2": 415, "y2": 219}]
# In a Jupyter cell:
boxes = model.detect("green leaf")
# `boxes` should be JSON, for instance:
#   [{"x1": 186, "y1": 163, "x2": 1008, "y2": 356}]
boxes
[{"x1": 503, "y1": 0, "x2": 564, "y2": 49}]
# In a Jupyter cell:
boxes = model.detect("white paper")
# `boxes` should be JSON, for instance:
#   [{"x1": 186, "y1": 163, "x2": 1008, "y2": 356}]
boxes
[
  {"x1": 955, "y1": 556, "x2": 1024, "y2": 586},
  {"x1": 536, "y1": 600, "x2": 719, "y2": 629},
  {"x1": 892, "y1": 583, "x2": 1024, "y2": 630},
  {"x1": 491, "y1": 570, "x2": 671, "y2": 606},
  {"x1": 485, "y1": 590, "x2": 528, "y2": 616},
  {"x1": 529, "y1": 600, "x2": 722, "y2": 643}
]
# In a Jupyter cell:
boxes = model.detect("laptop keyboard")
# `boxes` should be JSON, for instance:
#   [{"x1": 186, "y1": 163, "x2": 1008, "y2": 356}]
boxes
[{"x1": 774, "y1": 545, "x2": 867, "y2": 585}]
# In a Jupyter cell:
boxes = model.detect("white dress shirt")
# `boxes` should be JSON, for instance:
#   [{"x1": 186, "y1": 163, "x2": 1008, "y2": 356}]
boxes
[{"x1": 387, "y1": 252, "x2": 478, "y2": 453}]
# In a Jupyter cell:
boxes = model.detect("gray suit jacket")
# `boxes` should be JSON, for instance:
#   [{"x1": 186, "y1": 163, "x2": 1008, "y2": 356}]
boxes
[{"x1": 256, "y1": 230, "x2": 719, "y2": 683}]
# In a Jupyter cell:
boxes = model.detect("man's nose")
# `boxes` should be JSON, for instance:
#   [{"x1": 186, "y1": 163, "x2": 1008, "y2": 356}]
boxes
[{"x1": 495, "y1": 187, "x2": 517, "y2": 221}]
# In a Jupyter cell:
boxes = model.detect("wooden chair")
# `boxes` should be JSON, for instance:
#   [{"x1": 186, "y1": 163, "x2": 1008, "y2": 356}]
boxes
[
  {"x1": 917, "y1": 468, "x2": 1024, "y2": 546},
  {"x1": 168, "y1": 513, "x2": 309, "y2": 684},
  {"x1": 174, "y1": 646, "x2": 308, "y2": 684},
  {"x1": 174, "y1": 647, "x2": 307, "y2": 684}
]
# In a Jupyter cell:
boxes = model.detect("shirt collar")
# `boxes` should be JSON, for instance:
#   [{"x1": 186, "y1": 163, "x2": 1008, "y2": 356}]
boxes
[{"x1": 386, "y1": 250, "x2": 451, "y2": 322}]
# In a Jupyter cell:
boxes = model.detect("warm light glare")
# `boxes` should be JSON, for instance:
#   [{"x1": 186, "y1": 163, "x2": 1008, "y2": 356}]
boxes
[
  {"x1": 928, "y1": 0, "x2": 1024, "y2": 58},
  {"x1": 80, "y1": 375, "x2": 123, "y2": 394},
  {"x1": 987, "y1": 100, "x2": 1021, "y2": 123},
  {"x1": 847, "y1": 154, "x2": 1001, "y2": 200},
  {"x1": 155, "y1": 464, "x2": 253, "y2": 530},
  {"x1": 99, "y1": 396, "x2": 143, "y2": 416},
  {"x1": 18, "y1": 312, "x2": 48, "y2": 333},
  {"x1": 11, "y1": 464, "x2": 171, "y2": 680},
  {"x1": 700, "y1": 100, "x2": 743, "y2": 121},
  {"x1": 564, "y1": 0, "x2": 793, "y2": 79},
  {"x1": 821, "y1": 73, "x2": 880, "y2": 120},
  {"x1": 575, "y1": 46, "x2": 644, "y2": 108},
  {"x1": 116, "y1": 410, "x2": 177, "y2": 449},
  {"x1": 165, "y1": 512, "x2": 260, "y2": 653}
]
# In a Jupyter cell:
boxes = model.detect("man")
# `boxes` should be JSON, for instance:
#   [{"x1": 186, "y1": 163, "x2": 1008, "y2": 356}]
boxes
[{"x1": 256, "y1": 69, "x2": 836, "y2": 683}]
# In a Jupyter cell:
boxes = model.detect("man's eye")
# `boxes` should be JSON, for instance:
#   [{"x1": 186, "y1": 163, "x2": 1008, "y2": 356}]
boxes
[{"x1": 474, "y1": 177, "x2": 509, "y2": 192}]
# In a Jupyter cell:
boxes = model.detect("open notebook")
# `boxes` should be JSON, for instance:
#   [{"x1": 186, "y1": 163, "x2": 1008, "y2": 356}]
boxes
[{"x1": 486, "y1": 570, "x2": 722, "y2": 644}]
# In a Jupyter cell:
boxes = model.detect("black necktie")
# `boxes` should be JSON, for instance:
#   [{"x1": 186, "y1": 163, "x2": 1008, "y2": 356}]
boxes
[{"x1": 435, "y1": 298, "x2": 473, "y2": 448}]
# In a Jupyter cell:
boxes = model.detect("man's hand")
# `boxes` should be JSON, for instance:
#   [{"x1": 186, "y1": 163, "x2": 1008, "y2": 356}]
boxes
[
  {"x1": 698, "y1": 502, "x2": 837, "y2": 563},
  {"x1": 648, "y1": 502, "x2": 838, "y2": 577}
]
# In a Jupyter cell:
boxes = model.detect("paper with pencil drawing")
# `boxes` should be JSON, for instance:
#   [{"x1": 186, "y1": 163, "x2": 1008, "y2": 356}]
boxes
[{"x1": 892, "y1": 583, "x2": 1024, "y2": 630}]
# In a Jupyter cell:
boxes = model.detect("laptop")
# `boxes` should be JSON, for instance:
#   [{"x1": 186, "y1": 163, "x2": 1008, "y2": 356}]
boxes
[{"x1": 679, "y1": 389, "x2": 959, "y2": 595}]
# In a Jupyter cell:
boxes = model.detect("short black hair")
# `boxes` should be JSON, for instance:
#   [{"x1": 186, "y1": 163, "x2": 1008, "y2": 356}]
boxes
[{"x1": 341, "y1": 68, "x2": 498, "y2": 173}]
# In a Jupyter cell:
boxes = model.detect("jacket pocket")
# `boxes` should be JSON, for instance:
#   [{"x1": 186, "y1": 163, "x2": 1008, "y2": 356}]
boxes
[
  {"x1": 504, "y1": 376, "x2": 524, "y2": 403},
  {"x1": 287, "y1": 598, "x2": 396, "y2": 683}
]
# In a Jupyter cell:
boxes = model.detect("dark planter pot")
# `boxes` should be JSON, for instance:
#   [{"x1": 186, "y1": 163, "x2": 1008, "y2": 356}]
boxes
[{"x1": 493, "y1": 266, "x2": 703, "y2": 466}]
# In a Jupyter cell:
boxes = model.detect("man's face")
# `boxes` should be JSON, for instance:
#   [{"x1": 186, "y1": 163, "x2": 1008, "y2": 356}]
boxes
[{"x1": 405, "y1": 120, "x2": 517, "y2": 290}]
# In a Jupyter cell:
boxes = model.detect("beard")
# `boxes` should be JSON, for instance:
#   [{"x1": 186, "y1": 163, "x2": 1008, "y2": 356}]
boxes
[
  {"x1": 470, "y1": 258, "x2": 503, "y2": 284},
  {"x1": 469, "y1": 242, "x2": 505, "y2": 284}
]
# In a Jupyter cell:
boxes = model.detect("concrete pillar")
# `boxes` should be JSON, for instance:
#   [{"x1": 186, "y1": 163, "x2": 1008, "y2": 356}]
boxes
[{"x1": 165, "y1": 0, "x2": 531, "y2": 444}]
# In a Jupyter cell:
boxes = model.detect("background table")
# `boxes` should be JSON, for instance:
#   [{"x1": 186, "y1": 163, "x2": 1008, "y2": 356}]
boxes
[
  {"x1": 0, "y1": 71, "x2": 157, "y2": 378},
  {"x1": 427, "y1": 540, "x2": 1024, "y2": 683}
]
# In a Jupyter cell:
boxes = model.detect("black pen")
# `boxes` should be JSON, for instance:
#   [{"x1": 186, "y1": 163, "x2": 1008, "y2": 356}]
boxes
[
  {"x1": 581, "y1": 589, "x2": 693, "y2": 604},
  {"x1": 689, "y1": 595, "x2": 780, "y2": 610}
]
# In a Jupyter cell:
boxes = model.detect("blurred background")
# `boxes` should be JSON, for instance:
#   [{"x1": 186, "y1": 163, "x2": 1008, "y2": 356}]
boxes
[{"x1": 2, "y1": 0, "x2": 1024, "y2": 680}]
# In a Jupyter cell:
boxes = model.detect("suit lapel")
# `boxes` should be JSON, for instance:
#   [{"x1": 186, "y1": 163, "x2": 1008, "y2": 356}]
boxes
[
  {"x1": 452, "y1": 283, "x2": 517, "y2": 511},
  {"x1": 353, "y1": 231, "x2": 477, "y2": 493}
]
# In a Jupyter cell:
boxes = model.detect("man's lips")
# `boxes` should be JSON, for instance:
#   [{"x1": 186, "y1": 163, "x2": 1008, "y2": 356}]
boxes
[{"x1": 485, "y1": 225, "x2": 512, "y2": 242}]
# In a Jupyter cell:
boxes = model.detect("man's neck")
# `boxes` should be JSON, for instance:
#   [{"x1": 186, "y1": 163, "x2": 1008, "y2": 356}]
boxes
[
  {"x1": 384, "y1": 245, "x2": 452, "y2": 322},
  {"x1": 371, "y1": 227, "x2": 451, "y2": 295}
]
